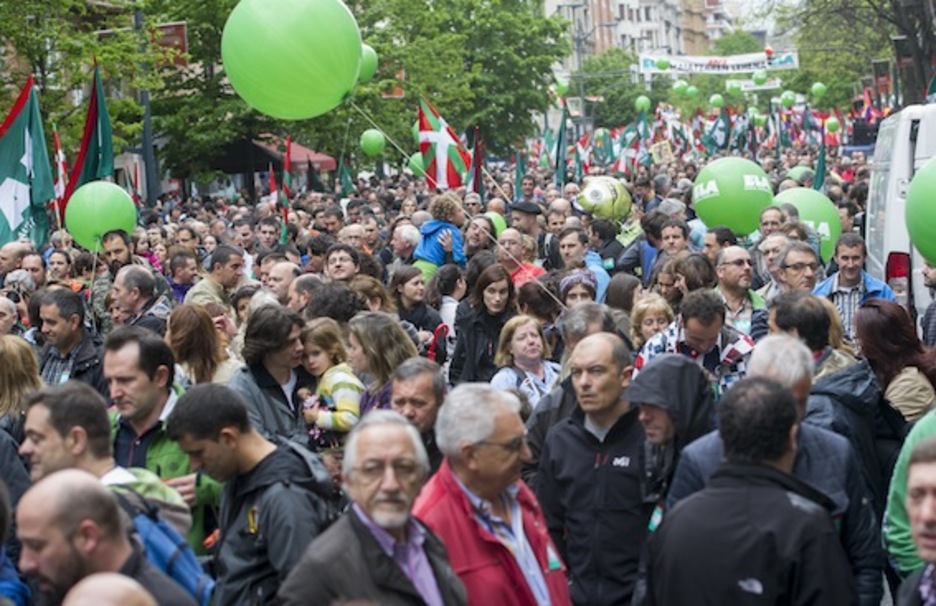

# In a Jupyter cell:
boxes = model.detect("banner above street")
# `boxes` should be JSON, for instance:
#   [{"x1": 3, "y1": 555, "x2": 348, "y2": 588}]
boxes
[{"x1": 638, "y1": 51, "x2": 799, "y2": 75}]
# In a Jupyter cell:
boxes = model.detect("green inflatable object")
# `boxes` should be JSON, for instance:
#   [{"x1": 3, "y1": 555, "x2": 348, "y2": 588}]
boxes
[
  {"x1": 221, "y1": 0, "x2": 362, "y2": 120},
  {"x1": 408, "y1": 152, "x2": 425, "y2": 177},
  {"x1": 656, "y1": 57, "x2": 670, "y2": 70},
  {"x1": 65, "y1": 181, "x2": 138, "y2": 252},
  {"x1": 686, "y1": 85, "x2": 699, "y2": 98},
  {"x1": 692, "y1": 158, "x2": 773, "y2": 235},
  {"x1": 752, "y1": 70, "x2": 768, "y2": 86},
  {"x1": 359, "y1": 44, "x2": 378, "y2": 83},
  {"x1": 710, "y1": 94, "x2": 725, "y2": 108},
  {"x1": 826, "y1": 117, "x2": 840, "y2": 133},
  {"x1": 811, "y1": 81, "x2": 827, "y2": 99},
  {"x1": 672, "y1": 80, "x2": 688, "y2": 95},
  {"x1": 774, "y1": 187, "x2": 841, "y2": 263},
  {"x1": 555, "y1": 80, "x2": 569, "y2": 97},
  {"x1": 781, "y1": 90, "x2": 796, "y2": 108},
  {"x1": 906, "y1": 156, "x2": 936, "y2": 265},
  {"x1": 484, "y1": 211, "x2": 507, "y2": 236},
  {"x1": 635, "y1": 95, "x2": 651, "y2": 113},
  {"x1": 574, "y1": 176, "x2": 632, "y2": 222},
  {"x1": 360, "y1": 129, "x2": 386, "y2": 156}
]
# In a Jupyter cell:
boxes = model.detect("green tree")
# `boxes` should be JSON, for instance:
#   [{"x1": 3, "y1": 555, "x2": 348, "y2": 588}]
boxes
[{"x1": 577, "y1": 48, "x2": 669, "y2": 127}]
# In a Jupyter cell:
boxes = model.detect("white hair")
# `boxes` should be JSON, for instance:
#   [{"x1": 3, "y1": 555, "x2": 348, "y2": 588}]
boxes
[
  {"x1": 435, "y1": 384, "x2": 521, "y2": 459},
  {"x1": 748, "y1": 334, "x2": 814, "y2": 389},
  {"x1": 0, "y1": 297, "x2": 15, "y2": 316},
  {"x1": 395, "y1": 224, "x2": 421, "y2": 247},
  {"x1": 342, "y1": 410, "x2": 429, "y2": 477}
]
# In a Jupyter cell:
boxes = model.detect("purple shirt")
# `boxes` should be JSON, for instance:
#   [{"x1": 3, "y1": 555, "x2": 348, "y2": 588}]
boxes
[{"x1": 352, "y1": 504, "x2": 445, "y2": 606}]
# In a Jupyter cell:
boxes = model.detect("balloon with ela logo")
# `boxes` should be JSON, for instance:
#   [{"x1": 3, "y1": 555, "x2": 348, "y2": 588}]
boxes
[
  {"x1": 906, "y1": 156, "x2": 936, "y2": 265},
  {"x1": 692, "y1": 158, "x2": 773, "y2": 235},
  {"x1": 774, "y1": 187, "x2": 841, "y2": 262},
  {"x1": 66, "y1": 182, "x2": 138, "y2": 252}
]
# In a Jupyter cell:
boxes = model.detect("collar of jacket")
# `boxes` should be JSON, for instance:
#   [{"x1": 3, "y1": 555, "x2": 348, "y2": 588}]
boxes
[{"x1": 710, "y1": 461, "x2": 836, "y2": 512}]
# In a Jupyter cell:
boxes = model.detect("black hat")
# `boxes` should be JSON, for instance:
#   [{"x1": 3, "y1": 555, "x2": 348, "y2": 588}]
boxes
[{"x1": 511, "y1": 201, "x2": 542, "y2": 215}]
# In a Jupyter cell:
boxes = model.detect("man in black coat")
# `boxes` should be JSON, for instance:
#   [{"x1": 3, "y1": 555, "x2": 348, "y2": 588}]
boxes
[
  {"x1": 279, "y1": 411, "x2": 466, "y2": 606},
  {"x1": 647, "y1": 377, "x2": 858, "y2": 605}
]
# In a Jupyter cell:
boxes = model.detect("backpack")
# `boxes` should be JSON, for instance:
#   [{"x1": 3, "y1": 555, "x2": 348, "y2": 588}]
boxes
[{"x1": 113, "y1": 487, "x2": 215, "y2": 606}]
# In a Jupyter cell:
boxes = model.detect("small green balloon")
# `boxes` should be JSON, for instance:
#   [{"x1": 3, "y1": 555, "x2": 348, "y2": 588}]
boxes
[
  {"x1": 906, "y1": 156, "x2": 936, "y2": 265},
  {"x1": 359, "y1": 44, "x2": 378, "y2": 83},
  {"x1": 656, "y1": 57, "x2": 670, "y2": 70},
  {"x1": 754, "y1": 114, "x2": 767, "y2": 127},
  {"x1": 484, "y1": 211, "x2": 507, "y2": 236},
  {"x1": 692, "y1": 158, "x2": 773, "y2": 234},
  {"x1": 786, "y1": 166, "x2": 814, "y2": 184},
  {"x1": 710, "y1": 94, "x2": 725, "y2": 108},
  {"x1": 65, "y1": 182, "x2": 138, "y2": 252},
  {"x1": 221, "y1": 0, "x2": 362, "y2": 120},
  {"x1": 727, "y1": 81, "x2": 742, "y2": 96},
  {"x1": 774, "y1": 187, "x2": 841, "y2": 262},
  {"x1": 811, "y1": 81, "x2": 827, "y2": 99},
  {"x1": 686, "y1": 85, "x2": 699, "y2": 98},
  {"x1": 781, "y1": 90, "x2": 796, "y2": 108},
  {"x1": 408, "y1": 152, "x2": 425, "y2": 177},
  {"x1": 752, "y1": 70, "x2": 768, "y2": 86},
  {"x1": 826, "y1": 117, "x2": 840, "y2": 133},
  {"x1": 635, "y1": 95, "x2": 651, "y2": 112},
  {"x1": 360, "y1": 129, "x2": 386, "y2": 156},
  {"x1": 673, "y1": 80, "x2": 688, "y2": 95},
  {"x1": 412, "y1": 120, "x2": 420, "y2": 145},
  {"x1": 555, "y1": 80, "x2": 569, "y2": 97}
]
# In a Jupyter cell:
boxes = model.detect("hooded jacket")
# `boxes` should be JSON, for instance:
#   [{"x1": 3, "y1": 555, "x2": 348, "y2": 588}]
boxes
[
  {"x1": 214, "y1": 443, "x2": 332, "y2": 606},
  {"x1": 227, "y1": 363, "x2": 317, "y2": 446},
  {"x1": 38, "y1": 330, "x2": 108, "y2": 398},
  {"x1": 449, "y1": 307, "x2": 515, "y2": 384},
  {"x1": 414, "y1": 220, "x2": 466, "y2": 267},
  {"x1": 624, "y1": 354, "x2": 716, "y2": 503}
]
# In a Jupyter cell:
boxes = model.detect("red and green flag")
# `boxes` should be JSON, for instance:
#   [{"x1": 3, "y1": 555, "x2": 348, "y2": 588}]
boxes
[
  {"x1": 418, "y1": 98, "x2": 471, "y2": 190},
  {"x1": 61, "y1": 65, "x2": 114, "y2": 220},
  {"x1": 0, "y1": 75, "x2": 55, "y2": 246},
  {"x1": 282, "y1": 135, "x2": 292, "y2": 199}
]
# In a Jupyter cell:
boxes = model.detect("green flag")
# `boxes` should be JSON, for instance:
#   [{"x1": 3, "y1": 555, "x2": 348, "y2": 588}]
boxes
[
  {"x1": 337, "y1": 157, "x2": 354, "y2": 197},
  {"x1": 554, "y1": 105, "x2": 569, "y2": 187},
  {"x1": 514, "y1": 149, "x2": 525, "y2": 201},
  {"x1": 813, "y1": 138, "x2": 826, "y2": 191},
  {"x1": 61, "y1": 65, "x2": 113, "y2": 214},
  {"x1": 0, "y1": 75, "x2": 54, "y2": 247}
]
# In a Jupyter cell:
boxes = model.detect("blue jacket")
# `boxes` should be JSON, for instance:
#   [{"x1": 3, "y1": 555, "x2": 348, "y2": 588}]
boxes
[
  {"x1": 813, "y1": 270, "x2": 896, "y2": 303},
  {"x1": 414, "y1": 220, "x2": 466, "y2": 267},
  {"x1": 584, "y1": 250, "x2": 610, "y2": 302}
]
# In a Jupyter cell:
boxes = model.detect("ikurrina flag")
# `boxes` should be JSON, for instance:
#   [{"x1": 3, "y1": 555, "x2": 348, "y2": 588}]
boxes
[
  {"x1": 418, "y1": 98, "x2": 471, "y2": 190},
  {"x1": 0, "y1": 75, "x2": 54, "y2": 247},
  {"x1": 60, "y1": 65, "x2": 114, "y2": 220}
]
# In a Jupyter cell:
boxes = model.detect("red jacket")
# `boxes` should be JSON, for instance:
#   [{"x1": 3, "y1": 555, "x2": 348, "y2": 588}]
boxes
[{"x1": 413, "y1": 460, "x2": 572, "y2": 606}]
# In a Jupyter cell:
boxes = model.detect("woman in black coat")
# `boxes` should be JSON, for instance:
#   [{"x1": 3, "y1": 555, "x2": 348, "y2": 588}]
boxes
[{"x1": 449, "y1": 264, "x2": 517, "y2": 384}]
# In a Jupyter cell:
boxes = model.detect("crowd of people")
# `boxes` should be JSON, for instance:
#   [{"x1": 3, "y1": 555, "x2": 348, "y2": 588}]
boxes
[{"x1": 0, "y1": 145, "x2": 935, "y2": 605}]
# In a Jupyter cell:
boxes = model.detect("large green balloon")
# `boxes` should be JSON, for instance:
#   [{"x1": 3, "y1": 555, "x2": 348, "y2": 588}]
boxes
[
  {"x1": 221, "y1": 0, "x2": 362, "y2": 120},
  {"x1": 906, "y1": 156, "x2": 936, "y2": 265},
  {"x1": 65, "y1": 182, "x2": 137, "y2": 252},
  {"x1": 635, "y1": 95, "x2": 651, "y2": 112},
  {"x1": 752, "y1": 70, "x2": 768, "y2": 86},
  {"x1": 360, "y1": 129, "x2": 386, "y2": 156},
  {"x1": 484, "y1": 211, "x2": 507, "y2": 236},
  {"x1": 408, "y1": 152, "x2": 425, "y2": 177},
  {"x1": 774, "y1": 187, "x2": 841, "y2": 262},
  {"x1": 692, "y1": 158, "x2": 773, "y2": 234},
  {"x1": 686, "y1": 85, "x2": 699, "y2": 98},
  {"x1": 359, "y1": 44, "x2": 378, "y2": 83},
  {"x1": 574, "y1": 176, "x2": 632, "y2": 221},
  {"x1": 710, "y1": 94, "x2": 725, "y2": 108},
  {"x1": 672, "y1": 80, "x2": 688, "y2": 95}
]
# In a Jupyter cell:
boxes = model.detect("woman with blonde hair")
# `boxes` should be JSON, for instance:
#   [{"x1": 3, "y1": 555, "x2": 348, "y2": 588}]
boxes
[
  {"x1": 347, "y1": 311, "x2": 419, "y2": 415},
  {"x1": 349, "y1": 274, "x2": 396, "y2": 313},
  {"x1": 0, "y1": 335, "x2": 41, "y2": 443},
  {"x1": 630, "y1": 293, "x2": 675, "y2": 350},
  {"x1": 490, "y1": 314, "x2": 560, "y2": 405},
  {"x1": 166, "y1": 304, "x2": 242, "y2": 385}
]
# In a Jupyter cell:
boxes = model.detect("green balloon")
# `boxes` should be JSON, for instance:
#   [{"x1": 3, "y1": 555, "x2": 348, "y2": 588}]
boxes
[
  {"x1": 774, "y1": 188, "x2": 841, "y2": 262},
  {"x1": 360, "y1": 129, "x2": 386, "y2": 156},
  {"x1": 412, "y1": 120, "x2": 420, "y2": 145},
  {"x1": 752, "y1": 70, "x2": 768, "y2": 86},
  {"x1": 484, "y1": 211, "x2": 507, "y2": 236},
  {"x1": 656, "y1": 57, "x2": 670, "y2": 70},
  {"x1": 359, "y1": 44, "x2": 378, "y2": 83},
  {"x1": 811, "y1": 81, "x2": 827, "y2": 99},
  {"x1": 221, "y1": 0, "x2": 362, "y2": 120},
  {"x1": 727, "y1": 81, "x2": 742, "y2": 96},
  {"x1": 672, "y1": 80, "x2": 688, "y2": 95},
  {"x1": 555, "y1": 80, "x2": 569, "y2": 97},
  {"x1": 65, "y1": 181, "x2": 137, "y2": 252},
  {"x1": 710, "y1": 94, "x2": 725, "y2": 108},
  {"x1": 754, "y1": 114, "x2": 767, "y2": 127},
  {"x1": 786, "y1": 166, "x2": 813, "y2": 183},
  {"x1": 408, "y1": 152, "x2": 425, "y2": 177},
  {"x1": 826, "y1": 117, "x2": 840, "y2": 133},
  {"x1": 692, "y1": 158, "x2": 773, "y2": 234},
  {"x1": 635, "y1": 95, "x2": 651, "y2": 112},
  {"x1": 686, "y1": 85, "x2": 699, "y2": 98},
  {"x1": 593, "y1": 127, "x2": 610, "y2": 146},
  {"x1": 575, "y1": 176, "x2": 632, "y2": 221},
  {"x1": 906, "y1": 157, "x2": 936, "y2": 265},
  {"x1": 781, "y1": 90, "x2": 796, "y2": 108}
]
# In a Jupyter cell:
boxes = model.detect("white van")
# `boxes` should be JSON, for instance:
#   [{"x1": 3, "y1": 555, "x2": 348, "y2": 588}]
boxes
[{"x1": 865, "y1": 104, "x2": 936, "y2": 327}]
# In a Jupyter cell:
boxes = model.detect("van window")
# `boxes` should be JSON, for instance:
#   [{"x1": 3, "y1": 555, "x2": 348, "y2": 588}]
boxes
[{"x1": 866, "y1": 117, "x2": 901, "y2": 270}]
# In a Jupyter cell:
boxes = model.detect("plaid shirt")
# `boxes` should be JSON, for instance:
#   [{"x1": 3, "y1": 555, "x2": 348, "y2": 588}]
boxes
[
  {"x1": 634, "y1": 319, "x2": 755, "y2": 401},
  {"x1": 40, "y1": 346, "x2": 76, "y2": 385},
  {"x1": 830, "y1": 275, "x2": 865, "y2": 341}
]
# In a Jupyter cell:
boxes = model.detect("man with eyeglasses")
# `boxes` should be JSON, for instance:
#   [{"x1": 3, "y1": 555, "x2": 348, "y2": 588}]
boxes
[
  {"x1": 751, "y1": 205, "x2": 785, "y2": 290},
  {"x1": 324, "y1": 243, "x2": 360, "y2": 283},
  {"x1": 167, "y1": 384, "x2": 332, "y2": 606},
  {"x1": 535, "y1": 333, "x2": 652, "y2": 606},
  {"x1": 714, "y1": 246, "x2": 765, "y2": 336},
  {"x1": 414, "y1": 384, "x2": 572, "y2": 606},
  {"x1": 775, "y1": 240, "x2": 822, "y2": 294},
  {"x1": 280, "y1": 411, "x2": 467, "y2": 605}
]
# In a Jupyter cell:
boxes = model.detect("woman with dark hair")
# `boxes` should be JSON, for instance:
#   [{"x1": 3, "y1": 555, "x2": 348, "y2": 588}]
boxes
[
  {"x1": 606, "y1": 273, "x2": 643, "y2": 315},
  {"x1": 389, "y1": 266, "x2": 444, "y2": 347},
  {"x1": 425, "y1": 264, "x2": 467, "y2": 371},
  {"x1": 450, "y1": 264, "x2": 517, "y2": 383},
  {"x1": 856, "y1": 298, "x2": 936, "y2": 422},
  {"x1": 166, "y1": 304, "x2": 242, "y2": 385},
  {"x1": 227, "y1": 305, "x2": 316, "y2": 443},
  {"x1": 674, "y1": 253, "x2": 717, "y2": 298}
]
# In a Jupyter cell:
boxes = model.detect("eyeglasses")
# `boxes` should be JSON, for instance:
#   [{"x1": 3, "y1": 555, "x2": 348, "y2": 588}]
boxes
[
  {"x1": 476, "y1": 434, "x2": 528, "y2": 453},
  {"x1": 782, "y1": 262, "x2": 819, "y2": 272},
  {"x1": 719, "y1": 259, "x2": 753, "y2": 268},
  {"x1": 353, "y1": 459, "x2": 422, "y2": 484}
]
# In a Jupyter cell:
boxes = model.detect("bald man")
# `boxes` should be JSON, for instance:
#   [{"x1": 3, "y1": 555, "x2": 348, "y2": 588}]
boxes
[
  {"x1": 267, "y1": 261, "x2": 301, "y2": 305},
  {"x1": 63, "y1": 574, "x2": 156, "y2": 606},
  {"x1": 17, "y1": 469, "x2": 196, "y2": 606}
]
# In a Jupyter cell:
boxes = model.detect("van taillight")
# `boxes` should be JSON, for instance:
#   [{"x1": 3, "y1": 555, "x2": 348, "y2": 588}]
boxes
[{"x1": 886, "y1": 252, "x2": 911, "y2": 311}]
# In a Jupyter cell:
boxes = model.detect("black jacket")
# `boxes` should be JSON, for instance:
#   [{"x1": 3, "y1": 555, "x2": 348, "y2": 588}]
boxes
[
  {"x1": 215, "y1": 444, "x2": 332, "y2": 605},
  {"x1": 647, "y1": 463, "x2": 859, "y2": 606},
  {"x1": 227, "y1": 363, "x2": 317, "y2": 446},
  {"x1": 537, "y1": 406, "x2": 654, "y2": 606},
  {"x1": 398, "y1": 302, "x2": 447, "y2": 366},
  {"x1": 38, "y1": 330, "x2": 108, "y2": 398},
  {"x1": 522, "y1": 377, "x2": 577, "y2": 490},
  {"x1": 449, "y1": 306, "x2": 514, "y2": 384},
  {"x1": 278, "y1": 507, "x2": 467, "y2": 606}
]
